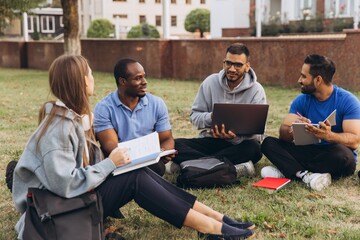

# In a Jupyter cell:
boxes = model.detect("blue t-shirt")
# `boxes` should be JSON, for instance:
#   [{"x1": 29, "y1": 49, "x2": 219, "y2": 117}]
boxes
[
  {"x1": 93, "y1": 90, "x2": 171, "y2": 142},
  {"x1": 290, "y1": 85, "x2": 360, "y2": 159}
]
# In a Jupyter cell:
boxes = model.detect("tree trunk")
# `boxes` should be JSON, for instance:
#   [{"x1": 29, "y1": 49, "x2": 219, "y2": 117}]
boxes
[
  {"x1": 61, "y1": 0, "x2": 81, "y2": 55},
  {"x1": 200, "y1": 30, "x2": 204, "y2": 38}
]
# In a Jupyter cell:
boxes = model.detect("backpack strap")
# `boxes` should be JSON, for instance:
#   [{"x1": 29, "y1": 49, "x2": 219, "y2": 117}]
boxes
[
  {"x1": 79, "y1": 191, "x2": 102, "y2": 225},
  {"x1": 27, "y1": 189, "x2": 57, "y2": 240}
]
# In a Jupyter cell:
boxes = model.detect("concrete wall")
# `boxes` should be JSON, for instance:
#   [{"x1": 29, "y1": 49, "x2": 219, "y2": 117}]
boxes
[{"x1": 1, "y1": 30, "x2": 360, "y2": 90}]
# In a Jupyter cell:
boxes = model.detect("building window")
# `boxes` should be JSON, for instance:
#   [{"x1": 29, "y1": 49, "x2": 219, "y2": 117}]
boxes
[
  {"x1": 200, "y1": 0, "x2": 206, "y2": 4},
  {"x1": 171, "y1": 15, "x2": 177, "y2": 26},
  {"x1": 113, "y1": 14, "x2": 128, "y2": 19},
  {"x1": 27, "y1": 15, "x2": 39, "y2": 33},
  {"x1": 40, "y1": 16, "x2": 55, "y2": 33},
  {"x1": 156, "y1": 15, "x2": 161, "y2": 26},
  {"x1": 155, "y1": 0, "x2": 161, "y2": 3},
  {"x1": 295, "y1": 0, "x2": 316, "y2": 19},
  {"x1": 325, "y1": 0, "x2": 354, "y2": 18},
  {"x1": 301, "y1": 0, "x2": 312, "y2": 7},
  {"x1": 171, "y1": 0, "x2": 176, "y2": 3},
  {"x1": 79, "y1": 0, "x2": 83, "y2": 11},
  {"x1": 186, "y1": 0, "x2": 191, "y2": 4},
  {"x1": 139, "y1": 15, "x2": 146, "y2": 24},
  {"x1": 337, "y1": 0, "x2": 352, "y2": 17},
  {"x1": 139, "y1": 0, "x2": 145, "y2": 2}
]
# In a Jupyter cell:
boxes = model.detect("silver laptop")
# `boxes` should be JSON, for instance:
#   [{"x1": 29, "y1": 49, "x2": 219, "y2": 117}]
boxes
[{"x1": 211, "y1": 103, "x2": 269, "y2": 135}]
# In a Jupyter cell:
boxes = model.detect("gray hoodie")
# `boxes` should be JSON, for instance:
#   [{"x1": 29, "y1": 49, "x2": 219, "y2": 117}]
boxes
[{"x1": 190, "y1": 68, "x2": 267, "y2": 144}]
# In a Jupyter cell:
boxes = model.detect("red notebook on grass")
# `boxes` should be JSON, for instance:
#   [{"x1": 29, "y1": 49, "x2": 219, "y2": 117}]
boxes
[{"x1": 252, "y1": 177, "x2": 291, "y2": 191}]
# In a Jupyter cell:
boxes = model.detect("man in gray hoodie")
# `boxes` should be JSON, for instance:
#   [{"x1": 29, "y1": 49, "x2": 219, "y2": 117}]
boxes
[{"x1": 172, "y1": 43, "x2": 267, "y2": 177}]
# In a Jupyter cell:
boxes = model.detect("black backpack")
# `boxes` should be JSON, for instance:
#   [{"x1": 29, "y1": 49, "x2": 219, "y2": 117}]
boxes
[{"x1": 176, "y1": 157, "x2": 239, "y2": 189}]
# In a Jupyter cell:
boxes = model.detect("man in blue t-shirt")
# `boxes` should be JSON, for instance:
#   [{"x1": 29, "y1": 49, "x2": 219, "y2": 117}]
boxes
[
  {"x1": 261, "y1": 54, "x2": 360, "y2": 191},
  {"x1": 93, "y1": 58, "x2": 175, "y2": 176}
]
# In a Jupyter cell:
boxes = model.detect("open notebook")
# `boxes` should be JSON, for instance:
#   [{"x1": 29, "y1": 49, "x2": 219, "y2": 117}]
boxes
[
  {"x1": 212, "y1": 103, "x2": 269, "y2": 135},
  {"x1": 292, "y1": 109, "x2": 336, "y2": 145},
  {"x1": 112, "y1": 132, "x2": 176, "y2": 176}
]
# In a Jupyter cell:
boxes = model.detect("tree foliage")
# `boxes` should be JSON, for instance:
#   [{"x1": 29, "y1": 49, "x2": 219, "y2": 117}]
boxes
[
  {"x1": 51, "y1": 0, "x2": 62, "y2": 8},
  {"x1": 87, "y1": 19, "x2": 114, "y2": 38},
  {"x1": 0, "y1": 0, "x2": 44, "y2": 33},
  {"x1": 127, "y1": 22, "x2": 160, "y2": 39},
  {"x1": 184, "y1": 8, "x2": 210, "y2": 38}
]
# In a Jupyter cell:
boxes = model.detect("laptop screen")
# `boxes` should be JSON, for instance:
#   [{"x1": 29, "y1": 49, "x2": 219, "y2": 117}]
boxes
[{"x1": 211, "y1": 103, "x2": 269, "y2": 135}]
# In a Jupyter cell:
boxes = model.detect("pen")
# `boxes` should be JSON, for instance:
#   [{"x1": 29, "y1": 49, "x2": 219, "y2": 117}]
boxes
[{"x1": 296, "y1": 112, "x2": 312, "y2": 124}]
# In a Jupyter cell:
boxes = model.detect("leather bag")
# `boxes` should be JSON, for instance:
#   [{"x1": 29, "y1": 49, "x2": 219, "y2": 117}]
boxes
[{"x1": 23, "y1": 188, "x2": 104, "y2": 240}]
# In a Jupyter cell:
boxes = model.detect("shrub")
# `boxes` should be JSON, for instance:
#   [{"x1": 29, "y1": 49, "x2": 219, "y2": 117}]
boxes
[
  {"x1": 261, "y1": 23, "x2": 281, "y2": 36},
  {"x1": 305, "y1": 16, "x2": 325, "y2": 33},
  {"x1": 127, "y1": 23, "x2": 160, "y2": 38},
  {"x1": 87, "y1": 19, "x2": 115, "y2": 38},
  {"x1": 252, "y1": 16, "x2": 352, "y2": 36},
  {"x1": 333, "y1": 18, "x2": 353, "y2": 32},
  {"x1": 32, "y1": 29, "x2": 40, "y2": 40}
]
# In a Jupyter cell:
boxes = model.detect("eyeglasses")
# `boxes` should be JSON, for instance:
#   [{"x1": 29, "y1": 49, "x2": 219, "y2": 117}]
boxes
[{"x1": 223, "y1": 60, "x2": 246, "y2": 69}]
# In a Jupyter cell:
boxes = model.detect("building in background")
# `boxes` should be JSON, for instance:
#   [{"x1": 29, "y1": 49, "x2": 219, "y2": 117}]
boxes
[
  {"x1": 2, "y1": 0, "x2": 359, "y2": 39},
  {"x1": 209, "y1": 0, "x2": 250, "y2": 38},
  {"x1": 79, "y1": 0, "x2": 210, "y2": 38},
  {"x1": 211, "y1": 0, "x2": 359, "y2": 37},
  {"x1": 1, "y1": 0, "x2": 63, "y2": 39},
  {"x1": 259, "y1": 0, "x2": 358, "y2": 23},
  {"x1": 3, "y1": 0, "x2": 210, "y2": 39},
  {"x1": 26, "y1": 8, "x2": 63, "y2": 39}
]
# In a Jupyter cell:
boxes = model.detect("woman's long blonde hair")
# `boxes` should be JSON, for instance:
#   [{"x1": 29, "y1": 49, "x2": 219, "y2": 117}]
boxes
[{"x1": 37, "y1": 55, "x2": 95, "y2": 166}]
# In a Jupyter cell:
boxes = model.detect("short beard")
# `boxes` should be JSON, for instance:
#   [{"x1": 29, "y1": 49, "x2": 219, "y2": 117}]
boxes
[
  {"x1": 226, "y1": 73, "x2": 244, "y2": 83},
  {"x1": 138, "y1": 93, "x2": 146, "y2": 98},
  {"x1": 301, "y1": 81, "x2": 316, "y2": 94},
  {"x1": 226, "y1": 78, "x2": 239, "y2": 83}
]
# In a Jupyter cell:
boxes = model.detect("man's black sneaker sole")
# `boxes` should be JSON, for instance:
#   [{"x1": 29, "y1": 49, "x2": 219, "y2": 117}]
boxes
[
  {"x1": 229, "y1": 222, "x2": 256, "y2": 230},
  {"x1": 198, "y1": 230, "x2": 254, "y2": 240}
]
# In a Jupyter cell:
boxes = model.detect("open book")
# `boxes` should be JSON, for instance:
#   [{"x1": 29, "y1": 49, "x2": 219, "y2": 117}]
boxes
[
  {"x1": 252, "y1": 177, "x2": 291, "y2": 192},
  {"x1": 112, "y1": 132, "x2": 177, "y2": 176},
  {"x1": 292, "y1": 109, "x2": 336, "y2": 145}
]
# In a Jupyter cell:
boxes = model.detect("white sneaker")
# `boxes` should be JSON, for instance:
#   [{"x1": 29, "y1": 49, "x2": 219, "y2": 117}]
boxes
[
  {"x1": 261, "y1": 166, "x2": 285, "y2": 178},
  {"x1": 302, "y1": 172, "x2": 331, "y2": 191},
  {"x1": 165, "y1": 161, "x2": 180, "y2": 174},
  {"x1": 235, "y1": 161, "x2": 255, "y2": 177}
]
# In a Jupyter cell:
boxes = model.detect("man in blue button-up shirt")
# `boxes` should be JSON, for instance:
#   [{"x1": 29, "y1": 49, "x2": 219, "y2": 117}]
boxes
[{"x1": 94, "y1": 58, "x2": 175, "y2": 176}]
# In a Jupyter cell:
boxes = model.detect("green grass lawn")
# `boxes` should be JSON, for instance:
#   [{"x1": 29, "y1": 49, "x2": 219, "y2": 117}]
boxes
[{"x1": 0, "y1": 68, "x2": 359, "y2": 240}]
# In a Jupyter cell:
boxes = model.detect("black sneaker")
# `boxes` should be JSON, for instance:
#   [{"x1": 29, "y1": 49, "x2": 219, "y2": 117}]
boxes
[
  {"x1": 198, "y1": 229, "x2": 254, "y2": 240},
  {"x1": 5, "y1": 160, "x2": 18, "y2": 193},
  {"x1": 105, "y1": 232, "x2": 125, "y2": 240},
  {"x1": 358, "y1": 170, "x2": 360, "y2": 180},
  {"x1": 229, "y1": 222, "x2": 255, "y2": 230}
]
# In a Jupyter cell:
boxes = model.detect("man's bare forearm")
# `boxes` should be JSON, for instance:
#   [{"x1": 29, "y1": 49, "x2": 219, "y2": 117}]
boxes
[{"x1": 279, "y1": 124, "x2": 294, "y2": 142}]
